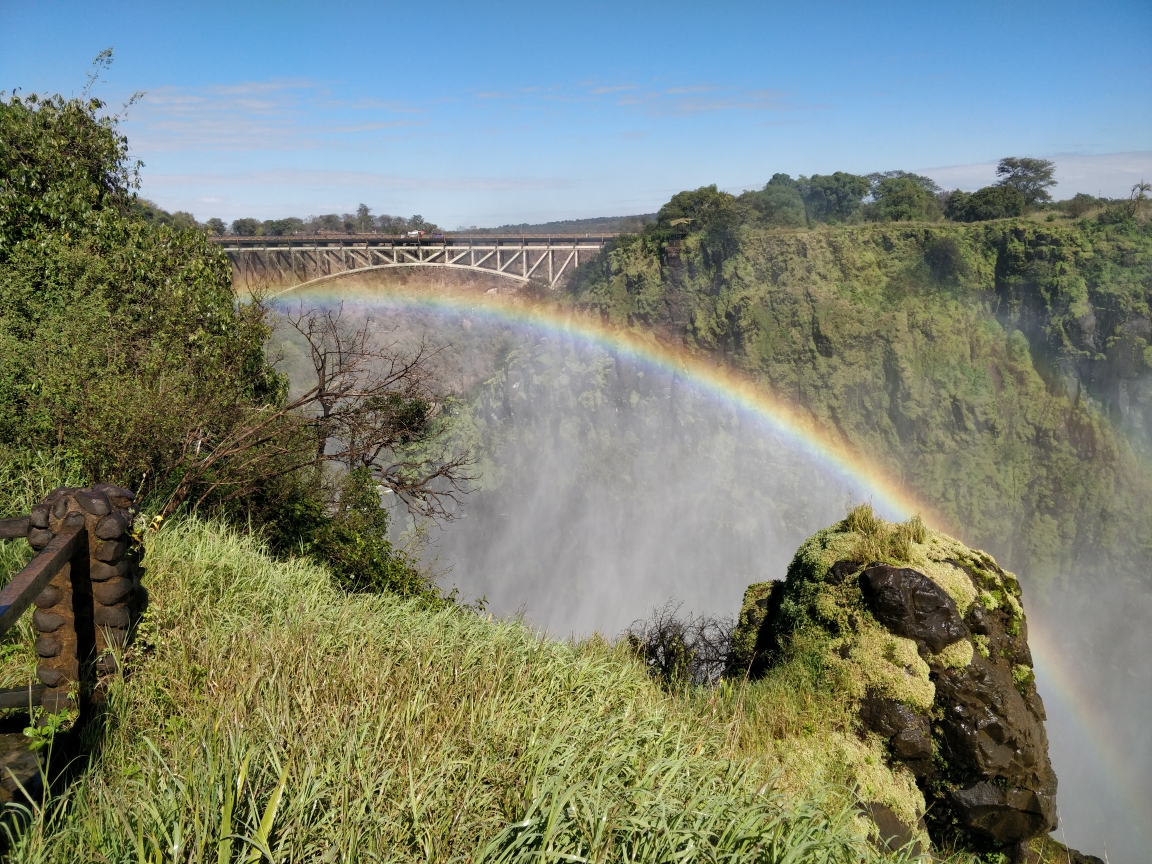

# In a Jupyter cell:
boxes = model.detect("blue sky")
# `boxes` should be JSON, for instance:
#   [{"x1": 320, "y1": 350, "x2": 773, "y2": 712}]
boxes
[{"x1": 3, "y1": 0, "x2": 1150, "y2": 227}]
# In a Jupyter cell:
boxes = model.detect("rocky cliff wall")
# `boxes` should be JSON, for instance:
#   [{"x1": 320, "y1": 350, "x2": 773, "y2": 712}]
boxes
[{"x1": 569, "y1": 219, "x2": 1152, "y2": 590}]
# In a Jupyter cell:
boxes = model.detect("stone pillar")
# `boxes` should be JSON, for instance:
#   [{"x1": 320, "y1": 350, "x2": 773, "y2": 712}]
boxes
[{"x1": 26, "y1": 484, "x2": 140, "y2": 714}]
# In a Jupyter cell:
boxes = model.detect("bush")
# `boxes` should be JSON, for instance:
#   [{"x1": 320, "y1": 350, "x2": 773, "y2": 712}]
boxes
[
  {"x1": 0, "y1": 92, "x2": 283, "y2": 492},
  {"x1": 0, "y1": 89, "x2": 456, "y2": 599},
  {"x1": 798, "y1": 172, "x2": 871, "y2": 223},
  {"x1": 624, "y1": 601, "x2": 734, "y2": 688},
  {"x1": 257, "y1": 467, "x2": 434, "y2": 599},
  {"x1": 868, "y1": 176, "x2": 942, "y2": 222},
  {"x1": 1060, "y1": 193, "x2": 1102, "y2": 218},
  {"x1": 944, "y1": 185, "x2": 1024, "y2": 222},
  {"x1": 744, "y1": 175, "x2": 807, "y2": 228}
]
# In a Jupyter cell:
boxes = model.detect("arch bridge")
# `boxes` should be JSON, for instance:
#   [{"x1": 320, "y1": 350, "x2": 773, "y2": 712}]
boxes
[{"x1": 215, "y1": 234, "x2": 610, "y2": 292}]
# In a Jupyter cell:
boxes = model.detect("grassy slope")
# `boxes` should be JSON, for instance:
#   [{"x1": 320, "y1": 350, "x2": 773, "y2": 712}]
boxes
[
  {"x1": 568, "y1": 218, "x2": 1152, "y2": 588},
  {"x1": 8, "y1": 518, "x2": 909, "y2": 863}
]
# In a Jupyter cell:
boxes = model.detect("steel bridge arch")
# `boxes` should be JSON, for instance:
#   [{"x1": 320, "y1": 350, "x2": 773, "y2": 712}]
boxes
[{"x1": 266, "y1": 261, "x2": 531, "y2": 300}]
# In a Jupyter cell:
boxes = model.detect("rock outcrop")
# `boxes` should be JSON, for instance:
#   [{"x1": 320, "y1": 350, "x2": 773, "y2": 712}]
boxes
[{"x1": 730, "y1": 505, "x2": 1058, "y2": 855}]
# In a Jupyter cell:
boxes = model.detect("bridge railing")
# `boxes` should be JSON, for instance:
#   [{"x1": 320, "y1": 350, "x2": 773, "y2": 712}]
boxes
[{"x1": 212, "y1": 232, "x2": 614, "y2": 246}]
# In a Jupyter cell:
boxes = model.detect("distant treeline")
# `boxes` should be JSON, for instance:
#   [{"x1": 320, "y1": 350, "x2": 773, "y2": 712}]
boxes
[
  {"x1": 459, "y1": 214, "x2": 657, "y2": 235},
  {"x1": 676, "y1": 157, "x2": 1139, "y2": 235},
  {"x1": 143, "y1": 156, "x2": 1146, "y2": 237},
  {"x1": 140, "y1": 204, "x2": 442, "y2": 238},
  {"x1": 147, "y1": 205, "x2": 656, "y2": 238}
]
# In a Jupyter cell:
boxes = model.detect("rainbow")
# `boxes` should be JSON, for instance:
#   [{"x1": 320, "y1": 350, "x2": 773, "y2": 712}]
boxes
[
  {"x1": 1027, "y1": 620, "x2": 1151, "y2": 842},
  {"x1": 270, "y1": 280, "x2": 945, "y2": 529},
  {"x1": 274, "y1": 278, "x2": 1139, "y2": 844}
]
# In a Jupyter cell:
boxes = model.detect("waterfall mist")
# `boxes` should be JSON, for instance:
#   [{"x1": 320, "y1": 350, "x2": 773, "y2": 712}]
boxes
[{"x1": 418, "y1": 328, "x2": 862, "y2": 636}]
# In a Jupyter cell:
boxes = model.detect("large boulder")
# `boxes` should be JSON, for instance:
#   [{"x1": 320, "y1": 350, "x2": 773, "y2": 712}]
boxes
[{"x1": 730, "y1": 505, "x2": 1058, "y2": 854}]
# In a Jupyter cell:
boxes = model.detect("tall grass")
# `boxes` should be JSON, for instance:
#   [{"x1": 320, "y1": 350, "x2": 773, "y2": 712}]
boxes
[{"x1": 3, "y1": 518, "x2": 917, "y2": 862}]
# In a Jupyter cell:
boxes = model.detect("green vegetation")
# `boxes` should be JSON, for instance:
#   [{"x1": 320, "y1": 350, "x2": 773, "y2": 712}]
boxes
[
  {"x1": 943, "y1": 186, "x2": 1024, "y2": 222},
  {"x1": 994, "y1": 158, "x2": 1057, "y2": 206},
  {"x1": 468, "y1": 213, "x2": 657, "y2": 235},
  {"x1": 228, "y1": 207, "x2": 441, "y2": 237},
  {"x1": 4, "y1": 517, "x2": 911, "y2": 862},
  {"x1": 727, "y1": 504, "x2": 1056, "y2": 854},
  {"x1": 568, "y1": 214, "x2": 1152, "y2": 589},
  {"x1": 0, "y1": 87, "x2": 457, "y2": 597}
]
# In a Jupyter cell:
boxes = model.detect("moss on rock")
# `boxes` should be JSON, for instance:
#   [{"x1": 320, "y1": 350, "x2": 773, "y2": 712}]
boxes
[{"x1": 732, "y1": 504, "x2": 1057, "y2": 855}]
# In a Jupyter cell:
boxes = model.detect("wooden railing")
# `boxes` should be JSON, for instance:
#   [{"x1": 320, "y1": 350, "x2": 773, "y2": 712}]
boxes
[
  {"x1": 0, "y1": 485, "x2": 142, "y2": 803},
  {"x1": 0, "y1": 483, "x2": 142, "y2": 811},
  {"x1": 0, "y1": 526, "x2": 83, "y2": 710}
]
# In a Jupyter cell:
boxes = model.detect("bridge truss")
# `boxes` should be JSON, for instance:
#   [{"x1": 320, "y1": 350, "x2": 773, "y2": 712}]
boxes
[{"x1": 217, "y1": 235, "x2": 609, "y2": 292}]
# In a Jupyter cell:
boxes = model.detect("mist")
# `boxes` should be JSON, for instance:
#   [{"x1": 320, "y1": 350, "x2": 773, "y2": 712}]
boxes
[
  {"x1": 274, "y1": 286, "x2": 1151, "y2": 862},
  {"x1": 418, "y1": 327, "x2": 861, "y2": 637}
]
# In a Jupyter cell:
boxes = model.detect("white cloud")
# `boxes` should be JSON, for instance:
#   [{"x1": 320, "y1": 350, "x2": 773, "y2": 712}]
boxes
[
  {"x1": 146, "y1": 168, "x2": 575, "y2": 193},
  {"x1": 123, "y1": 79, "x2": 425, "y2": 153},
  {"x1": 607, "y1": 84, "x2": 819, "y2": 117}
]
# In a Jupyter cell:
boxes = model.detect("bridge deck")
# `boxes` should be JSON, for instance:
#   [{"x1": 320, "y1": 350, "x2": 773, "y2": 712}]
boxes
[{"x1": 214, "y1": 234, "x2": 612, "y2": 250}]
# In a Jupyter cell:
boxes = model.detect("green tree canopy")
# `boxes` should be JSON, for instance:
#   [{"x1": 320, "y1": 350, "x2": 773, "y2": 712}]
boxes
[
  {"x1": 0, "y1": 92, "x2": 136, "y2": 260},
  {"x1": 262, "y1": 217, "x2": 303, "y2": 236},
  {"x1": 868, "y1": 175, "x2": 941, "y2": 222},
  {"x1": 355, "y1": 203, "x2": 374, "y2": 232},
  {"x1": 996, "y1": 157, "x2": 1057, "y2": 205},
  {"x1": 797, "y1": 172, "x2": 870, "y2": 223},
  {"x1": 231, "y1": 217, "x2": 262, "y2": 236},
  {"x1": 655, "y1": 185, "x2": 738, "y2": 234},
  {"x1": 866, "y1": 171, "x2": 941, "y2": 197},
  {"x1": 944, "y1": 185, "x2": 1025, "y2": 222},
  {"x1": 0, "y1": 90, "x2": 282, "y2": 490},
  {"x1": 743, "y1": 175, "x2": 806, "y2": 228}
]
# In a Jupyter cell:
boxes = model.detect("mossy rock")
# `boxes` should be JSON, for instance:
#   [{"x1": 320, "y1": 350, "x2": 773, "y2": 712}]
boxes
[{"x1": 731, "y1": 505, "x2": 1058, "y2": 855}]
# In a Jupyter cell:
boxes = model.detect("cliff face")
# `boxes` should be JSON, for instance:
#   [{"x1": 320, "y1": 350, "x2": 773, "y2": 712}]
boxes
[
  {"x1": 731, "y1": 506, "x2": 1058, "y2": 855},
  {"x1": 569, "y1": 219, "x2": 1152, "y2": 588}
]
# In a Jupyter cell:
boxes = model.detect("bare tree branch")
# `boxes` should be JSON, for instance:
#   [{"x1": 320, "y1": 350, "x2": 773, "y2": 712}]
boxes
[{"x1": 160, "y1": 300, "x2": 474, "y2": 518}]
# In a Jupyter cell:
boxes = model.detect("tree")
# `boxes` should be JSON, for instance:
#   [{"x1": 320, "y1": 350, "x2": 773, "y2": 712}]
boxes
[
  {"x1": 168, "y1": 211, "x2": 199, "y2": 230},
  {"x1": 996, "y1": 157, "x2": 1057, "y2": 206},
  {"x1": 231, "y1": 217, "x2": 262, "y2": 236},
  {"x1": 205, "y1": 217, "x2": 226, "y2": 235},
  {"x1": 2, "y1": 82, "x2": 460, "y2": 598},
  {"x1": 867, "y1": 171, "x2": 941, "y2": 197},
  {"x1": 1133, "y1": 180, "x2": 1151, "y2": 213},
  {"x1": 797, "y1": 172, "x2": 870, "y2": 222},
  {"x1": 944, "y1": 185, "x2": 1024, "y2": 222},
  {"x1": 1061, "y1": 194, "x2": 1100, "y2": 219},
  {"x1": 311, "y1": 214, "x2": 343, "y2": 234},
  {"x1": 0, "y1": 92, "x2": 137, "y2": 260},
  {"x1": 656, "y1": 185, "x2": 738, "y2": 232},
  {"x1": 161, "y1": 304, "x2": 472, "y2": 519},
  {"x1": 654, "y1": 185, "x2": 746, "y2": 260},
  {"x1": 355, "y1": 203, "x2": 374, "y2": 233},
  {"x1": 869, "y1": 175, "x2": 941, "y2": 222},
  {"x1": 263, "y1": 217, "x2": 303, "y2": 236},
  {"x1": 744, "y1": 174, "x2": 806, "y2": 227}
]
